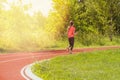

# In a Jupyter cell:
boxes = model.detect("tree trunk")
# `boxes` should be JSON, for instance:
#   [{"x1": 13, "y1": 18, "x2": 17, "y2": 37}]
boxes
[{"x1": 109, "y1": 17, "x2": 113, "y2": 41}]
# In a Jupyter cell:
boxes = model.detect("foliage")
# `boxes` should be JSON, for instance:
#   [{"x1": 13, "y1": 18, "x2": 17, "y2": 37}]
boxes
[
  {"x1": 49, "y1": 0, "x2": 120, "y2": 44},
  {"x1": 0, "y1": 0, "x2": 120, "y2": 52},
  {"x1": 0, "y1": 1, "x2": 53, "y2": 52}
]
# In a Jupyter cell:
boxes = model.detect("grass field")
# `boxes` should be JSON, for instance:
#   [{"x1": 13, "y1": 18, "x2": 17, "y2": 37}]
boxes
[{"x1": 32, "y1": 49, "x2": 120, "y2": 80}]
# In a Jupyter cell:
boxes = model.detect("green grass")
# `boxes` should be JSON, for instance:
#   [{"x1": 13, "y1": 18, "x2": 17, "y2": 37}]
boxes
[
  {"x1": 32, "y1": 49, "x2": 120, "y2": 80},
  {"x1": 46, "y1": 36, "x2": 120, "y2": 50}
]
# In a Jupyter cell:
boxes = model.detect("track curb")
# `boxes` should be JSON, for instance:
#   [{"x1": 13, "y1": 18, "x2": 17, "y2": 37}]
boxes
[{"x1": 21, "y1": 63, "x2": 43, "y2": 80}]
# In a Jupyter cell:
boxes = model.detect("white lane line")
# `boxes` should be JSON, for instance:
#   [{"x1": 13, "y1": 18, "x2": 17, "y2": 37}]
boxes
[
  {"x1": 0, "y1": 57, "x2": 31, "y2": 63},
  {"x1": 0, "y1": 54, "x2": 30, "y2": 58},
  {"x1": 0, "y1": 53, "x2": 39, "y2": 58},
  {"x1": 21, "y1": 64, "x2": 43, "y2": 80},
  {"x1": 0, "y1": 53, "x2": 44, "y2": 63},
  {"x1": 0, "y1": 53, "x2": 59, "y2": 64},
  {"x1": 0, "y1": 52, "x2": 51, "y2": 59},
  {"x1": 0, "y1": 54, "x2": 44, "y2": 64}
]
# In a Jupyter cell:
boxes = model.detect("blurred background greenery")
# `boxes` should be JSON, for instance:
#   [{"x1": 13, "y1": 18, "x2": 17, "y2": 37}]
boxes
[{"x1": 0, "y1": 0, "x2": 120, "y2": 52}]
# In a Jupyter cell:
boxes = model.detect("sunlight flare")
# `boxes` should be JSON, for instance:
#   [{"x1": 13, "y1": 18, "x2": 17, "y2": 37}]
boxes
[{"x1": 6, "y1": 0, "x2": 53, "y2": 16}]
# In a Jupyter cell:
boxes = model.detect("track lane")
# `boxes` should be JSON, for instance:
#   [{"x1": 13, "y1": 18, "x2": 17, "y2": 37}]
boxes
[{"x1": 0, "y1": 46, "x2": 120, "y2": 80}]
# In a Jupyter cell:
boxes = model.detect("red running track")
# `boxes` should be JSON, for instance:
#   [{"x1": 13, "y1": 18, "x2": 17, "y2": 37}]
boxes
[{"x1": 0, "y1": 46, "x2": 120, "y2": 80}]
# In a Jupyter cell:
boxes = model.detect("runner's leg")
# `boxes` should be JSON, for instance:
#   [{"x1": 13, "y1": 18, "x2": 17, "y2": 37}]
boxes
[{"x1": 70, "y1": 37, "x2": 74, "y2": 51}]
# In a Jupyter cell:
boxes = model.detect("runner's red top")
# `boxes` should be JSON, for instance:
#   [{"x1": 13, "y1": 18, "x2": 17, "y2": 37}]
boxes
[{"x1": 68, "y1": 26, "x2": 75, "y2": 38}]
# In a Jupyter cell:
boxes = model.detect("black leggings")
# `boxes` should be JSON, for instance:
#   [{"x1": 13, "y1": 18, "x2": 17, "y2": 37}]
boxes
[{"x1": 68, "y1": 37, "x2": 74, "y2": 51}]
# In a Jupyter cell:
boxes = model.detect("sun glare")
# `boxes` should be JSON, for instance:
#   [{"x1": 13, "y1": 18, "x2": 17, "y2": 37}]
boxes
[{"x1": 7, "y1": 0, "x2": 53, "y2": 16}]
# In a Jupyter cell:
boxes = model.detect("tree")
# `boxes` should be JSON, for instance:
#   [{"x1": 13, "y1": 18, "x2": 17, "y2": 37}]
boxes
[
  {"x1": 48, "y1": 0, "x2": 120, "y2": 44},
  {"x1": 68, "y1": 0, "x2": 120, "y2": 41}
]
